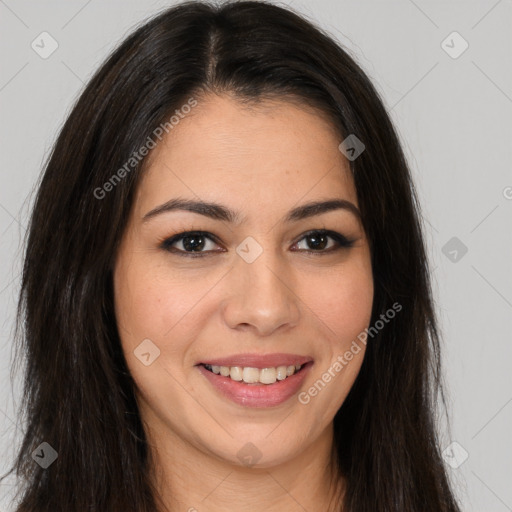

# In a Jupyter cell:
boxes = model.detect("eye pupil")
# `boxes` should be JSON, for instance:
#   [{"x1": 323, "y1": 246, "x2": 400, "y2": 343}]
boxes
[
  {"x1": 183, "y1": 234, "x2": 205, "y2": 252},
  {"x1": 307, "y1": 233, "x2": 328, "y2": 250}
]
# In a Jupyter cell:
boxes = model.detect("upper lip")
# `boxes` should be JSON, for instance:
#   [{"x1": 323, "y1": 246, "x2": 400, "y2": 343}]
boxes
[{"x1": 199, "y1": 353, "x2": 313, "y2": 369}]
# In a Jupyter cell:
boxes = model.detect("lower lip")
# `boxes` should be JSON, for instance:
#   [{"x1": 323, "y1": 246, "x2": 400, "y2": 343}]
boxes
[{"x1": 197, "y1": 363, "x2": 313, "y2": 408}]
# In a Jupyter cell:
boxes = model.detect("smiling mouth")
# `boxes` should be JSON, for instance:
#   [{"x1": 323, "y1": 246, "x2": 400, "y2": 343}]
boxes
[{"x1": 202, "y1": 363, "x2": 307, "y2": 385}]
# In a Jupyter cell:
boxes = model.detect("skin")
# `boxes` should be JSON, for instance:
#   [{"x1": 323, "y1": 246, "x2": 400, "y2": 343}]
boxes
[{"x1": 113, "y1": 93, "x2": 374, "y2": 512}]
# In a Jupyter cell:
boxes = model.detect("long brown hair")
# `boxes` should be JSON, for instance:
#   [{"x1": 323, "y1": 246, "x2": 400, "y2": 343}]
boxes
[{"x1": 3, "y1": 1, "x2": 460, "y2": 510}]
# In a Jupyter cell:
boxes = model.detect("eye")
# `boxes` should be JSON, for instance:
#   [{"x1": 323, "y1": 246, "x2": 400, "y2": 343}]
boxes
[
  {"x1": 292, "y1": 229, "x2": 355, "y2": 254},
  {"x1": 160, "y1": 229, "x2": 355, "y2": 258},
  {"x1": 160, "y1": 231, "x2": 223, "y2": 258}
]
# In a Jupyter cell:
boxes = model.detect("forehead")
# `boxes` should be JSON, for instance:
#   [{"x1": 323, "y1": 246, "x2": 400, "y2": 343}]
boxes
[{"x1": 136, "y1": 94, "x2": 358, "y2": 216}]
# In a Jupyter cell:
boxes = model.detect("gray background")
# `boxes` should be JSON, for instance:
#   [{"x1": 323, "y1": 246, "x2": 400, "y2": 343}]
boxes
[{"x1": 1, "y1": 0, "x2": 511, "y2": 510}]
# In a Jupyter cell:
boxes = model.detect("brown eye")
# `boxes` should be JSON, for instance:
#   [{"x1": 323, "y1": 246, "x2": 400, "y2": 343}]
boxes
[
  {"x1": 293, "y1": 230, "x2": 355, "y2": 254},
  {"x1": 161, "y1": 231, "x2": 222, "y2": 257}
]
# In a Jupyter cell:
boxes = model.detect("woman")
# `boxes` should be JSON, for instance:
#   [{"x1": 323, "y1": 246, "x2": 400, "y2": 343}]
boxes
[{"x1": 3, "y1": 1, "x2": 461, "y2": 510}]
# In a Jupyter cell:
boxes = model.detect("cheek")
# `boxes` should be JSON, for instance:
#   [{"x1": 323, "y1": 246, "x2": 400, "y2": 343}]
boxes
[
  {"x1": 114, "y1": 255, "x2": 211, "y2": 349},
  {"x1": 113, "y1": 256, "x2": 226, "y2": 407},
  {"x1": 305, "y1": 263, "x2": 374, "y2": 347},
  {"x1": 113, "y1": 257, "x2": 210, "y2": 424},
  {"x1": 298, "y1": 260, "x2": 373, "y2": 418}
]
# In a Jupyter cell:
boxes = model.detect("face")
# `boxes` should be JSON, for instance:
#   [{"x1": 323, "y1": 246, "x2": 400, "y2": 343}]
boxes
[{"x1": 113, "y1": 94, "x2": 374, "y2": 469}]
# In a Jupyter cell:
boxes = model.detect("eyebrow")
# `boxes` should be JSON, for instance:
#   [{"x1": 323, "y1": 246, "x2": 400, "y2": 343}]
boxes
[{"x1": 142, "y1": 197, "x2": 361, "y2": 224}]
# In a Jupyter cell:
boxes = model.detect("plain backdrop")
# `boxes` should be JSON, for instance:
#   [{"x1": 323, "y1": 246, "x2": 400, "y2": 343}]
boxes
[{"x1": 1, "y1": 1, "x2": 511, "y2": 510}]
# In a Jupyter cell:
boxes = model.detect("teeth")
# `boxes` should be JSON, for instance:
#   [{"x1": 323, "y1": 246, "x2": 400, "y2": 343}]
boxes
[
  {"x1": 260, "y1": 368, "x2": 277, "y2": 384},
  {"x1": 203, "y1": 363, "x2": 304, "y2": 384},
  {"x1": 230, "y1": 366, "x2": 243, "y2": 381},
  {"x1": 276, "y1": 366, "x2": 288, "y2": 380},
  {"x1": 242, "y1": 367, "x2": 260, "y2": 383}
]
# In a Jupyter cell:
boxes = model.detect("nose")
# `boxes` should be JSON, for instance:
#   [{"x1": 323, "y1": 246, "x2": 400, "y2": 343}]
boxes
[{"x1": 220, "y1": 249, "x2": 301, "y2": 337}]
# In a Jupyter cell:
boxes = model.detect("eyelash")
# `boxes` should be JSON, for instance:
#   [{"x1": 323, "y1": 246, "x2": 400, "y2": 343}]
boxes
[{"x1": 159, "y1": 229, "x2": 355, "y2": 258}]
